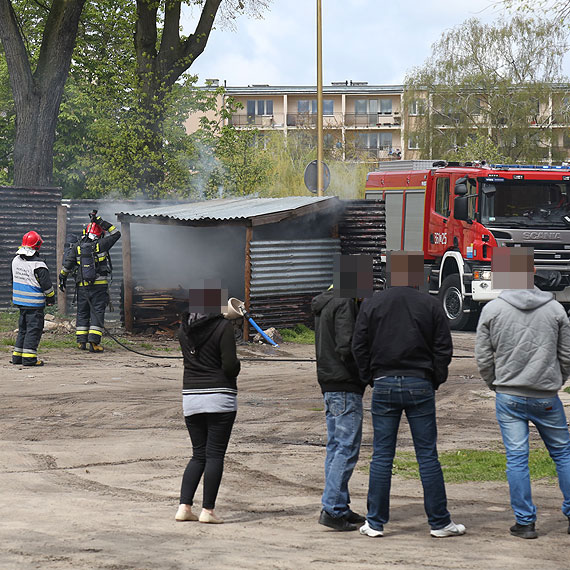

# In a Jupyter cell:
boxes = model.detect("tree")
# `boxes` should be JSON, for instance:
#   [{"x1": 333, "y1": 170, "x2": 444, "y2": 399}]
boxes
[
  {"x1": 0, "y1": 0, "x2": 269, "y2": 192},
  {"x1": 0, "y1": 0, "x2": 86, "y2": 187},
  {"x1": 133, "y1": 0, "x2": 269, "y2": 195},
  {"x1": 404, "y1": 17, "x2": 569, "y2": 163},
  {"x1": 502, "y1": 0, "x2": 570, "y2": 21}
]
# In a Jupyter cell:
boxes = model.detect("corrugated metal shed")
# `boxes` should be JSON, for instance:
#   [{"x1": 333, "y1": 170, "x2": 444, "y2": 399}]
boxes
[
  {"x1": 116, "y1": 196, "x2": 340, "y2": 226},
  {"x1": 0, "y1": 186, "x2": 62, "y2": 311},
  {"x1": 250, "y1": 239, "x2": 340, "y2": 297},
  {"x1": 248, "y1": 238, "x2": 340, "y2": 332}
]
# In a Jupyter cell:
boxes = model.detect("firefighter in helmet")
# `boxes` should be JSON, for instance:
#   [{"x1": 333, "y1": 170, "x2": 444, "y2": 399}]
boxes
[
  {"x1": 11, "y1": 231, "x2": 55, "y2": 366},
  {"x1": 59, "y1": 211, "x2": 121, "y2": 352}
]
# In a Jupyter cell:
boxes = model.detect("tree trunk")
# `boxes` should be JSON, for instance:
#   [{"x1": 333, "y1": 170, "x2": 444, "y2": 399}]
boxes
[
  {"x1": 0, "y1": 0, "x2": 86, "y2": 187},
  {"x1": 134, "y1": 0, "x2": 222, "y2": 193}
]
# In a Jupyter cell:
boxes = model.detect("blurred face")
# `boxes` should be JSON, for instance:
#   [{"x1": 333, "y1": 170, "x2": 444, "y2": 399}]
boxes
[
  {"x1": 386, "y1": 251, "x2": 424, "y2": 288},
  {"x1": 332, "y1": 254, "x2": 373, "y2": 298},
  {"x1": 491, "y1": 247, "x2": 534, "y2": 289},
  {"x1": 188, "y1": 278, "x2": 228, "y2": 314}
]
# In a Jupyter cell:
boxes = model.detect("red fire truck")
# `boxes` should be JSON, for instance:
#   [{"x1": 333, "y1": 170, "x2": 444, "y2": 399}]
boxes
[{"x1": 365, "y1": 160, "x2": 570, "y2": 330}]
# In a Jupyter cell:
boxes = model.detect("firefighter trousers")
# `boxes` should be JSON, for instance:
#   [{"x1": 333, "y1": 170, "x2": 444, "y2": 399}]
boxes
[
  {"x1": 12, "y1": 307, "x2": 44, "y2": 365},
  {"x1": 76, "y1": 284, "x2": 108, "y2": 345}
]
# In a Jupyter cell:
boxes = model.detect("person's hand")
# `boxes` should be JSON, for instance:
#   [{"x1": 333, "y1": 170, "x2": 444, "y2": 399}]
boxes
[
  {"x1": 58, "y1": 274, "x2": 67, "y2": 292},
  {"x1": 89, "y1": 211, "x2": 103, "y2": 224},
  {"x1": 46, "y1": 295, "x2": 55, "y2": 306}
]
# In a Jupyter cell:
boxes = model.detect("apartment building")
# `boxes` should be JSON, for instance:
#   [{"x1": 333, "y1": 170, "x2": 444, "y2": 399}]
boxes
[
  {"x1": 184, "y1": 81, "x2": 570, "y2": 164},
  {"x1": 185, "y1": 81, "x2": 408, "y2": 162}
]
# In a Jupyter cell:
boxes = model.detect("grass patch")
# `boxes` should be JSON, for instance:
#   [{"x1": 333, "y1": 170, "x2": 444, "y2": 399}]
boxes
[
  {"x1": 378, "y1": 449, "x2": 557, "y2": 483},
  {"x1": 279, "y1": 324, "x2": 315, "y2": 344},
  {"x1": 0, "y1": 311, "x2": 19, "y2": 332},
  {"x1": 309, "y1": 406, "x2": 324, "y2": 412},
  {"x1": 564, "y1": 386, "x2": 570, "y2": 394}
]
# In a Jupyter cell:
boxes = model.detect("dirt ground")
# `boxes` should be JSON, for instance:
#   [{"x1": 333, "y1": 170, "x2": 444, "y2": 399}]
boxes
[{"x1": 1, "y1": 329, "x2": 570, "y2": 570}]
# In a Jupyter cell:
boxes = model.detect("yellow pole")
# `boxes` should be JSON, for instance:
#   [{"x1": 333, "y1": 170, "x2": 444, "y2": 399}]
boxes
[{"x1": 316, "y1": 0, "x2": 324, "y2": 196}]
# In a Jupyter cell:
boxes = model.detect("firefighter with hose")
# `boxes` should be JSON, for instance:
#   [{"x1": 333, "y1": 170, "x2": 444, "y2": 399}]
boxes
[
  {"x1": 11, "y1": 231, "x2": 55, "y2": 366},
  {"x1": 59, "y1": 211, "x2": 121, "y2": 352}
]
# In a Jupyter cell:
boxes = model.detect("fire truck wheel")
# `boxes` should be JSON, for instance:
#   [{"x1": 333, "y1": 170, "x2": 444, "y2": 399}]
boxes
[{"x1": 438, "y1": 274, "x2": 478, "y2": 331}]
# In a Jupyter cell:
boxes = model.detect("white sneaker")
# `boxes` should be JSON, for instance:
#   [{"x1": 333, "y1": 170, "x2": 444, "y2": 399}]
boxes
[
  {"x1": 430, "y1": 521, "x2": 466, "y2": 538},
  {"x1": 359, "y1": 521, "x2": 384, "y2": 537}
]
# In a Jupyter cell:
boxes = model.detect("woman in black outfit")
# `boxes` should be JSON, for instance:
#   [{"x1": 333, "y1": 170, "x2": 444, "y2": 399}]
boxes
[{"x1": 175, "y1": 309, "x2": 240, "y2": 524}]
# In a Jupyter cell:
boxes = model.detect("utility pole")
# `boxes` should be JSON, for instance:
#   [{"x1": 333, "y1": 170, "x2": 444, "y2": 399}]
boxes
[{"x1": 316, "y1": 0, "x2": 324, "y2": 196}]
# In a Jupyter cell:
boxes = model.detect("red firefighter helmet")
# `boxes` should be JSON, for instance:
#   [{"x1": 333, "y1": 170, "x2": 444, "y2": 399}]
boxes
[
  {"x1": 21, "y1": 231, "x2": 43, "y2": 250},
  {"x1": 85, "y1": 222, "x2": 103, "y2": 239}
]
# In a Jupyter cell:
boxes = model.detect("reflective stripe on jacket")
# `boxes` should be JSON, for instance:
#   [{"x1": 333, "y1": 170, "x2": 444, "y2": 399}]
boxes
[{"x1": 12, "y1": 256, "x2": 48, "y2": 307}]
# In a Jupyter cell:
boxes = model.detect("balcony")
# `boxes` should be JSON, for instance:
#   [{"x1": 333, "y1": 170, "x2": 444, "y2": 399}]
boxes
[
  {"x1": 349, "y1": 145, "x2": 399, "y2": 160},
  {"x1": 228, "y1": 114, "x2": 285, "y2": 128},
  {"x1": 345, "y1": 113, "x2": 400, "y2": 128}
]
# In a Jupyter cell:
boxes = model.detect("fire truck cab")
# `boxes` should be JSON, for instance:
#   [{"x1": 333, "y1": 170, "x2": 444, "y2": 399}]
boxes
[{"x1": 365, "y1": 160, "x2": 570, "y2": 330}]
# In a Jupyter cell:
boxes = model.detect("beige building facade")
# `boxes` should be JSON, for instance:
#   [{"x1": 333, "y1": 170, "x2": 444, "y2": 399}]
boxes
[
  {"x1": 184, "y1": 81, "x2": 570, "y2": 164},
  {"x1": 184, "y1": 81, "x2": 408, "y2": 162}
]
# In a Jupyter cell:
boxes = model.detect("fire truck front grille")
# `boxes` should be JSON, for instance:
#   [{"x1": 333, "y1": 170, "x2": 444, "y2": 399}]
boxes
[{"x1": 505, "y1": 242, "x2": 570, "y2": 268}]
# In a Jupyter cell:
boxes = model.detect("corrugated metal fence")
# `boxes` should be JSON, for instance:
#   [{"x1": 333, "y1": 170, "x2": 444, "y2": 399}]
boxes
[
  {"x1": 248, "y1": 238, "x2": 341, "y2": 331},
  {"x1": 0, "y1": 187, "x2": 62, "y2": 311}
]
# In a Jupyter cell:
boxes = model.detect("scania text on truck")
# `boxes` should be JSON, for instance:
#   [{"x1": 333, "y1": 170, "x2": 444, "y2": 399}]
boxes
[{"x1": 365, "y1": 160, "x2": 570, "y2": 329}]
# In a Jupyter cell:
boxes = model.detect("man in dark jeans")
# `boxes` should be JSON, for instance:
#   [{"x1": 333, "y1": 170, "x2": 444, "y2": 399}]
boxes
[
  {"x1": 313, "y1": 254, "x2": 372, "y2": 531},
  {"x1": 352, "y1": 251, "x2": 465, "y2": 538}
]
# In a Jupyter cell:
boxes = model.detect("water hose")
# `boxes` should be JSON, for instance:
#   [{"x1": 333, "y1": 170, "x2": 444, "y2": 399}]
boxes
[{"x1": 247, "y1": 315, "x2": 279, "y2": 347}]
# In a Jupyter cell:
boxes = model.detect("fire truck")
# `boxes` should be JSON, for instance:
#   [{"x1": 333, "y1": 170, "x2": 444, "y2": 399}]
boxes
[{"x1": 365, "y1": 160, "x2": 570, "y2": 330}]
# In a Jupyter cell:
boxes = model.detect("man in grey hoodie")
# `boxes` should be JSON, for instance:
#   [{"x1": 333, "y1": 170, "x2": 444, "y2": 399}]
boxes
[{"x1": 475, "y1": 247, "x2": 570, "y2": 539}]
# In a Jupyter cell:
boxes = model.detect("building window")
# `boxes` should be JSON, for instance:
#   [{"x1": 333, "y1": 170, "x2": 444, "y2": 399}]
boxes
[
  {"x1": 248, "y1": 99, "x2": 273, "y2": 116},
  {"x1": 298, "y1": 99, "x2": 334, "y2": 115},
  {"x1": 355, "y1": 99, "x2": 368, "y2": 115},
  {"x1": 356, "y1": 132, "x2": 393, "y2": 149},
  {"x1": 408, "y1": 136, "x2": 420, "y2": 149},
  {"x1": 435, "y1": 177, "x2": 450, "y2": 216},
  {"x1": 380, "y1": 99, "x2": 392, "y2": 114},
  {"x1": 409, "y1": 100, "x2": 424, "y2": 116}
]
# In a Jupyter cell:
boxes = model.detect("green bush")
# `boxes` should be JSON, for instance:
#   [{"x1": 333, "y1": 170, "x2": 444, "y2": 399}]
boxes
[{"x1": 279, "y1": 324, "x2": 315, "y2": 344}]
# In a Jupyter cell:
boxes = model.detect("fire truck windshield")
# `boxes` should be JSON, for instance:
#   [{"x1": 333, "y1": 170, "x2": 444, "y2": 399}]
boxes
[{"x1": 480, "y1": 180, "x2": 570, "y2": 228}]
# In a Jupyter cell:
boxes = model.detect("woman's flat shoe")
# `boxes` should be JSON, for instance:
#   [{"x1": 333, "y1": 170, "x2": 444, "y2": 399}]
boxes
[
  {"x1": 199, "y1": 511, "x2": 223, "y2": 524},
  {"x1": 175, "y1": 506, "x2": 198, "y2": 522}
]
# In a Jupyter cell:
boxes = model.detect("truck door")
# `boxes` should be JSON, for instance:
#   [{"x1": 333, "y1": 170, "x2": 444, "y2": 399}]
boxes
[{"x1": 428, "y1": 174, "x2": 450, "y2": 257}]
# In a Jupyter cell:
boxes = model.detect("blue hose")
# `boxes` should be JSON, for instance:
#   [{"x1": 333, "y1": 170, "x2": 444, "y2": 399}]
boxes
[{"x1": 248, "y1": 316, "x2": 279, "y2": 347}]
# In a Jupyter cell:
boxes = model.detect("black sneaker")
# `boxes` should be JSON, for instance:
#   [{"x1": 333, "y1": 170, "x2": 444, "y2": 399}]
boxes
[
  {"x1": 567, "y1": 517, "x2": 570, "y2": 535},
  {"x1": 345, "y1": 510, "x2": 366, "y2": 524},
  {"x1": 318, "y1": 510, "x2": 358, "y2": 531},
  {"x1": 510, "y1": 522, "x2": 538, "y2": 539}
]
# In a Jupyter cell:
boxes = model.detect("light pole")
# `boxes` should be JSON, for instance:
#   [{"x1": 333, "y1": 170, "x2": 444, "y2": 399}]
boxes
[{"x1": 316, "y1": 0, "x2": 324, "y2": 197}]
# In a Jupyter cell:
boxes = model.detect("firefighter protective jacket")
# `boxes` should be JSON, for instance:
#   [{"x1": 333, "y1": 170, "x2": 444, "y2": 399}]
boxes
[
  {"x1": 60, "y1": 220, "x2": 121, "y2": 286},
  {"x1": 12, "y1": 253, "x2": 55, "y2": 308}
]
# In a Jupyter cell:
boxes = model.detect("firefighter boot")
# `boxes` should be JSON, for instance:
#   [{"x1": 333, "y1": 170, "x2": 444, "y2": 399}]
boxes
[
  {"x1": 77, "y1": 343, "x2": 87, "y2": 350},
  {"x1": 23, "y1": 360, "x2": 44, "y2": 367},
  {"x1": 89, "y1": 343, "x2": 104, "y2": 353}
]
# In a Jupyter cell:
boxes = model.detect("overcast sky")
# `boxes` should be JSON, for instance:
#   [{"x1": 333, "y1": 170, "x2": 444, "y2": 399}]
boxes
[{"x1": 180, "y1": 0, "x2": 538, "y2": 88}]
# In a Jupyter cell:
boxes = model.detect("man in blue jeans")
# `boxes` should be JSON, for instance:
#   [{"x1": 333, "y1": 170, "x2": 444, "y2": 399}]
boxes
[
  {"x1": 352, "y1": 251, "x2": 465, "y2": 538},
  {"x1": 312, "y1": 254, "x2": 372, "y2": 531},
  {"x1": 475, "y1": 247, "x2": 570, "y2": 539}
]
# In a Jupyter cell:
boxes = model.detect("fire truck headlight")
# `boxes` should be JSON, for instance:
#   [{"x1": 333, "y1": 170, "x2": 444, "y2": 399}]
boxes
[{"x1": 474, "y1": 270, "x2": 491, "y2": 281}]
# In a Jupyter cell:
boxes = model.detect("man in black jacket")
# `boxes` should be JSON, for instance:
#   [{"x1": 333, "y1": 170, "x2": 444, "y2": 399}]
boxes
[
  {"x1": 352, "y1": 251, "x2": 465, "y2": 539},
  {"x1": 313, "y1": 254, "x2": 372, "y2": 532}
]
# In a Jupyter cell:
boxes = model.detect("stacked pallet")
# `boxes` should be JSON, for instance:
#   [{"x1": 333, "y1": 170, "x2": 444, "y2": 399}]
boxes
[
  {"x1": 132, "y1": 288, "x2": 188, "y2": 331},
  {"x1": 338, "y1": 199, "x2": 386, "y2": 290}
]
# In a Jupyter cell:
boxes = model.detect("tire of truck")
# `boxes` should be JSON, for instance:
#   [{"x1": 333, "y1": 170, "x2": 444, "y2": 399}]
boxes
[{"x1": 438, "y1": 274, "x2": 479, "y2": 331}]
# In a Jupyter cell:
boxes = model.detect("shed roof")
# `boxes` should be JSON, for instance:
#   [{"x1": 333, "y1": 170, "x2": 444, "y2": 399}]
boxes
[{"x1": 116, "y1": 196, "x2": 341, "y2": 227}]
